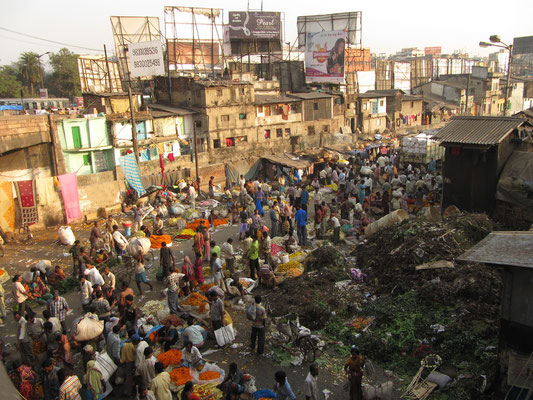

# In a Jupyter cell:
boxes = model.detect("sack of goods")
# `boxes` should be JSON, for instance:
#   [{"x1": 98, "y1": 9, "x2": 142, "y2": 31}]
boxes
[
  {"x1": 360, "y1": 166, "x2": 373, "y2": 176},
  {"x1": 58, "y1": 226, "x2": 75, "y2": 245},
  {"x1": 72, "y1": 313, "x2": 104, "y2": 341},
  {"x1": 126, "y1": 237, "x2": 151, "y2": 257},
  {"x1": 95, "y1": 352, "x2": 117, "y2": 382},
  {"x1": 245, "y1": 304, "x2": 257, "y2": 321}
]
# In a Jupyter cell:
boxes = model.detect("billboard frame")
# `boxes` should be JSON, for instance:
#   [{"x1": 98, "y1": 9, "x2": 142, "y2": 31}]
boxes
[
  {"x1": 77, "y1": 55, "x2": 123, "y2": 94},
  {"x1": 164, "y1": 6, "x2": 225, "y2": 77},
  {"x1": 297, "y1": 12, "x2": 362, "y2": 50},
  {"x1": 110, "y1": 16, "x2": 163, "y2": 89}
]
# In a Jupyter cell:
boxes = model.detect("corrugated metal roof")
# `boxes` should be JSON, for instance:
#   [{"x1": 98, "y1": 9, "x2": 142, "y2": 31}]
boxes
[
  {"x1": 288, "y1": 92, "x2": 332, "y2": 100},
  {"x1": 254, "y1": 95, "x2": 299, "y2": 105},
  {"x1": 458, "y1": 231, "x2": 533, "y2": 268},
  {"x1": 433, "y1": 116, "x2": 526, "y2": 145}
]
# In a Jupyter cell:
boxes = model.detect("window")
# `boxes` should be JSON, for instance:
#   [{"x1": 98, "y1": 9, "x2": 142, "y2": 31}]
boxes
[
  {"x1": 236, "y1": 135, "x2": 248, "y2": 143},
  {"x1": 335, "y1": 97, "x2": 343, "y2": 105},
  {"x1": 276, "y1": 128, "x2": 283, "y2": 138},
  {"x1": 217, "y1": 89, "x2": 223, "y2": 96},
  {"x1": 72, "y1": 126, "x2": 82, "y2": 149},
  {"x1": 213, "y1": 139, "x2": 221, "y2": 148},
  {"x1": 379, "y1": 100, "x2": 384, "y2": 107},
  {"x1": 411, "y1": 101, "x2": 414, "y2": 107},
  {"x1": 82, "y1": 154, "x2": 91, "y2": 165},
  {"x1": 363, "y1": 103, "x2": 368, "y2": 111},
  {"x1": 377, "y1": 119, "x2": 381, "y2": 126},
  {"x1": 194, "y1": 120, "x2": 202, "y2": 128},
  {"x1": 257, "y1": 106, "x2": 263, "y2": 113},
  {"x1": 308, "y1": 126, "x2": 315, "y2": 135},
  {"x1": 239, "y1": 113, "x2": 247, "y2": 120},
  {"x1": 226, "y1": 137, "x2": 235, "y2": 147},
  {"x1": 285, "y1": 128, "x2": 291, "y2": 136},
  {"x1": 264, "y1": 129, "x2": 271, "y2": 139},
  {"x1": 313, "y1": 102, "x2": 319, "y2": 111},
  {"x1": 323, "y1": 125, "x2": 329, "y2": 133},
  {"x1": 240, "y1": 88, "x2": 245, "y2": 95},
  {"x1": 221, "y1": 115, "x2": 230, "y2": 122}
]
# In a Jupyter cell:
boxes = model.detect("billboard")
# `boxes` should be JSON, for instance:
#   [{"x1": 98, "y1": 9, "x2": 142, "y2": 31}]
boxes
[
  {"x1": 513, "y1": 36, "x2": 533, "y2": 55},
  {"x1": 305, "y1": 30, "x2": 346, "y2": 83},
  {"x1": 167, "y1": 40, "x2": 220, "y2": 69},
  {"x1": 228, "y1": 11, "x2": 281, "y2": 40},
  {"x1": 297, "y1": 12, "x2": 361, "y2": 49},
  {"x1": 128, "y1": 40, "x2": 165, "y2": 78},
  {"x1": 78, "y1": 55, "x2": 123, "y2": 93},
  {"x1": 424, "y1": 46, "x2": 442, "y2": 55}
]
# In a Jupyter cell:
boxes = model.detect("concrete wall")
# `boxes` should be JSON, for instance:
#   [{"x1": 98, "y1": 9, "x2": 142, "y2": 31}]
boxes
[{"x1": 0, "y1": 115, "x2": 51, "y2": 154}]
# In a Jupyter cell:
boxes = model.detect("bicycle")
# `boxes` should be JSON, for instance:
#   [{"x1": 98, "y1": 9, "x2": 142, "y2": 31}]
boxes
[
  {"x1": 113, "y1": 250, "x2": 155, "y2": 285},
  {"x1": 268, "y1": 310, "x2": 316, "y2": 363}
]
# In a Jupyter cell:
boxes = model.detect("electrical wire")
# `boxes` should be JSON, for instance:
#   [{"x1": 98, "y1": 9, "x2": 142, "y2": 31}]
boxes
[
  {"x1": 0, "y1": 34, "x2": 71, "y2": 49},
  {"x1": 0, "y1": 26, "x2": 102, "y2": 52}
]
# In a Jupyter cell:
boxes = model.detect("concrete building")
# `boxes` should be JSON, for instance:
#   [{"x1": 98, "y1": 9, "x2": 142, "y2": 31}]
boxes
[
  {"x1": 56, "y1": 116, "x2": 114, "y2": 175},
  {"x1": 357, "y1": 93, "x2": 387, "y2": 135},
  {"x1": 361, "y1": 90, "x2": 424, "y2": 131},
  {"x1": 413, "y1": 80, "x2": 473, "y2": 115}
]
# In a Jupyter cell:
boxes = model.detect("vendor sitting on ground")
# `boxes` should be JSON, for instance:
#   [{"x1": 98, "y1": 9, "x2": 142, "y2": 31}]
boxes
[
  {"x1": 259, "y1": 264, "x2": 277, "y2": 288},
  {"x1": 47, "y1": 265, "x2": 66, "y2": 286},
  {"x1": 218, "y1": 362, "x2": 245, "y2": 400},
  {"x1": 153, "y1": 214, "x2": 164, "y2": 236},
  {"x1": 180, "y1": 341, "x2": 204, "y2": 370},
  {"x1": 138, "y1": 225, "x2": 151, "y2": 238},
  {"x1": 183, "y1": 317, "x2": 207, "y2": 349},
  {"x1": 157, "y1": 319, "x2": 179, "y2": 351},
  {"x1": 228, "y1": 275, "x2": 245, "y2": 301},
  {"x1": 284, "y1": 227, "x2": 297, "y2": 254},
  {"x1": 94, "y1": 249, "x2": 109, "y2": 264}
]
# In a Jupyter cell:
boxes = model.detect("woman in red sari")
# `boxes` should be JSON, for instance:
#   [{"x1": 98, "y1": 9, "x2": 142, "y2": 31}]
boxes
[
  {"x1": 194, "y1": 253, "x2": 204, "y2": 285},
  {"x1": 193, "y1": 227, "x2": 204, "y2": 257},
  {"x1": 54, "y1": 332, "x2": 74, "y2": 374}
]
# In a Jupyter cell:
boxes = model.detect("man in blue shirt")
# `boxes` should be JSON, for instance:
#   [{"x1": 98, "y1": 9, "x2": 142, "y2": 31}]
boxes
[
  {"x1": 300, "y1": 187, "x2": 309, "y2": 214},
  {"x1": 294, "y1": 205, "x2": 307, "y2": 246},
  {"x1": 274, "y1": 370, "x2": 296, "y2": 400}
]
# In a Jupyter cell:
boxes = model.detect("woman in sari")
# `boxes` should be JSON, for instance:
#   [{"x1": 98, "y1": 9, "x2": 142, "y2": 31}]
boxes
[
  {"x1": 194, "y1": 254, "x2": 204, "y2": 285},
  {"x1": 192, "y1": 227, "x2": 204, "y2": 258},
  {"x1": 10, "y1": 363, "x2": 40, "y2": 400},
  {"x1": 85, "y1": 360, "x2": 104, "y2": 399},
  {"x1": 182, "y1": 256, "x2": 196, "y2": 286},
  {"x1": 31, "y1": 275, "x2": 48, "y2": 299},
  {"x1": 203, "y1": 229, "x2": 212, "y2": 264}
]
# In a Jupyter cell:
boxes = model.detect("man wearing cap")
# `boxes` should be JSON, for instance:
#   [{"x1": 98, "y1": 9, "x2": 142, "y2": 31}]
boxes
[{"x1": 46, "y1": 290, "x2": 69, "y2": 332}]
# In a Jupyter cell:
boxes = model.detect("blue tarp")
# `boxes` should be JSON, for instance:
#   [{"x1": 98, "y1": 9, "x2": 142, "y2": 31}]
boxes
[
  {"x1": 119, "y1": 154, "x2": 146, "y2": 196},
  {"x1": 0, "y1": 105, "x2": 23, "y2": 111}
]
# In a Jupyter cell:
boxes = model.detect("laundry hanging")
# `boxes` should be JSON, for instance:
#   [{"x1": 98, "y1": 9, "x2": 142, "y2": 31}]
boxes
[
  {"x1": 14, "y1": 180, "x2": 38, "y2": 225},
  {"x1": 58, "y1": 173, "x2": 82, "y2": 223}
]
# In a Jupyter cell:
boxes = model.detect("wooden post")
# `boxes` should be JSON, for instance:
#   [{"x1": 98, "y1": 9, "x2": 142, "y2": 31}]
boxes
[
  {"x1": 193, "y1": 122, "x2": 200, "y2": 181},
  {"x1": 103, "y1": 44, "x2": 113, "y2": 93},
  {"x1": 128, "y1": 86, "x2": 140, "y2": 166}
]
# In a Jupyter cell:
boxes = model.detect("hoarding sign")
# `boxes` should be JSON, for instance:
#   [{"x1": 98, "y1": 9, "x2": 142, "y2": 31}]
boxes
[
  {"x1": 128, "y1": 40, "x2": 165, "y2": 78},
  {"x1": 513, "y1": 36, "x2": 533, "y2": 55},
  {"x1": 305, "y1": 30, "x2": 346, "y2": 83},
  {"x1": 424, "y1": 46, "x2": 441, "y2": 55},
  {"x1": 228, "y1": 11, "x2": 281, "y2": 40},
  {"x1": 297, "y1": 12, "x2": 361, "y2": 49}
]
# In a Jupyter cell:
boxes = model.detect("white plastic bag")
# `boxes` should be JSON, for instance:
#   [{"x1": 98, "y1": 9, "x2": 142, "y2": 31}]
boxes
[
  {"x1": 58, "y1": 226, "x2": 75, "y2": 245},
  {"x1": 95, "y1": 352, "x2": 117, "y2": 382},
  {"x1": 191, "y1": 362, "x2": 225, "y2": 385},
  {"x1": 33, "y1": 260, "x2": 51, "y2": 274},
  {"x1": 126, "y1": 237, "x2": 151, "y2": 257},
  {"x1": 214, "y1": 324, "x2": 235, "y2": 346}
]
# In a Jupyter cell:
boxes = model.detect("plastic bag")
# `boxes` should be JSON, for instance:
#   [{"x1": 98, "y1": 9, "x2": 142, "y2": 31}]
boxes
[
  {"x1": 245, "y1": 304, "x2": 257, "y2": 321},
  {"x1": 95, "y1": 352, "x2": 117, "y2": 382},
  {"x1": 191, "y1": 362, "x2": 225, "y2": 385},
  {"x1": 214, "y1": 324, "x2": 235, "y2": 346},
  {"x1": 58, "y1": 226, "x2": 75, "y2": 245}
]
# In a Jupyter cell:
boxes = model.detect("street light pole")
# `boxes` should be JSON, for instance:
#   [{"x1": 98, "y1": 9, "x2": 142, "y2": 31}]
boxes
[
  {"x1": 479, "y1": 36, "x2": 513, "y2": 116},
  {"x1": 37, "y1": 52, "x2": 50, "y2": 90}
]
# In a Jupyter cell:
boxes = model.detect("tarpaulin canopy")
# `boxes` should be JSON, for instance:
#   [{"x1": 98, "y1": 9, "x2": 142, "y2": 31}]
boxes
[
  {"x1": 0, "y1": 105, "x2": 23, "y2": 111},
  {"x1": 496, "y1": 151, "x2": 533, "y2": 208},
  {"x1": 261, "y1": 154, "x2": 313, "y2": 170}
]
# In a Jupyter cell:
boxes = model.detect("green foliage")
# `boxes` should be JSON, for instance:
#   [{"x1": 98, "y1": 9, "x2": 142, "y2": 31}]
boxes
[
  {"x1": 48, "y1": 48, "x2": 81, "y2": 98},
  {"x1": 18, "y1": 51, "x2": 43, "y2": 95},
  {"x1": 0, "y1": 66, "x2": 23, "y2": 98},
  {"x1": 52, "y1": 276, "x2": 79, "y2": 294}
]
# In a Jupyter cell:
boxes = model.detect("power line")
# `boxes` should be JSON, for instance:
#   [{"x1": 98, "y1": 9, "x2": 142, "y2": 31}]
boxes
[
  {"x1": 0, "y1": 26, "x2": 103, "y2": 52},
  {"x1": 0, "y1": 34, "x2": 69, "y2": 49}
]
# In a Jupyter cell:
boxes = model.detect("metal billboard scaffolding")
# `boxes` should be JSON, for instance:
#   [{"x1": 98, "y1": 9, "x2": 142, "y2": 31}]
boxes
[
  {"x1": 297, "y1": 12, "x2": 362, "y2": 50},
  {"x1": 77, "y1": 55, "x2": 123, "y2": 94},
  {"x1": 110, "y1": 16, "x2": 163, "y2": 89},
  {"x1": 164, "y1": 6, "x2": 225, "y2": 77}
]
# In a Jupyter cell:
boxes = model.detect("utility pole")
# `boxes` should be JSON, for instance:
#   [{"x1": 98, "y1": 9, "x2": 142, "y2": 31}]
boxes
[
  {"x1": 128, "y1": 86, "x2": 140, "y2": 166},
  {"x1": 103, "y1": 45, "x2": 114, "y2": 92},
  {"x1": 193, "y1": 122, "x2": 200, "y2": 181},
  {"x1": 504, "y1": 45, "x2": 513, "y2": 116},
  {"x1": 464, "y1": 74, "x2": 470, "y2": 115}
]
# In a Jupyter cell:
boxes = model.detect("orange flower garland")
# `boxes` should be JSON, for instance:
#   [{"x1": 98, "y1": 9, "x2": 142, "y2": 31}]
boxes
[
  {"x1": 170, "y1": 367, "x2": 192, "y2": 386},
  {"x1": 157, "y1": 349, "x2": 182, "y2": 368}
]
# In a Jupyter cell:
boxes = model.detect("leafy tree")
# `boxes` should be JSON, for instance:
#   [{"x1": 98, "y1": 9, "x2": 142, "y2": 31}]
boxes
[
  {"x1": 18, "y1": 52, "x2": 43, "y2": 95},
  {"x1": 0, "y1": 65, "x2": 23, "y2": 98},
  {"x1": 48, "y1": 48, "x2": 81, "y2": 98}
]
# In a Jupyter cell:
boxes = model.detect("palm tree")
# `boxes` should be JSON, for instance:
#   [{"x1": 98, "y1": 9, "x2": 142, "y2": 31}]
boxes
[{"x1": 18, "y1": 52, "x2": 43, "y2": 95}]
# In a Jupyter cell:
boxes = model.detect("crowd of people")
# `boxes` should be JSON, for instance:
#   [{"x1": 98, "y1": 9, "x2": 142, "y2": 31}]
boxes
[{"x1": 2, "y1": 147, "x2": 441, "y2": 400}]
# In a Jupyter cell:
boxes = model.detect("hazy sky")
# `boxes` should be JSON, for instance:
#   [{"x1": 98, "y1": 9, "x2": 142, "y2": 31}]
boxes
[{"x1": 1, "y1": 0, "x2": 531, "y2": 67}]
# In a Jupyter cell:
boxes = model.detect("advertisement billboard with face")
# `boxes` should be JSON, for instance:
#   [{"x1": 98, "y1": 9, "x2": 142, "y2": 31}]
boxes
[
  {"x1": 297, "y1": 12, "x2": 361, "y2": 50},
  {"x1": 305, "y1": 30, "x2": 346, "y2": 83},
  {"x1": 228, "y1": 11, "x2": 281, "y2": 40}
]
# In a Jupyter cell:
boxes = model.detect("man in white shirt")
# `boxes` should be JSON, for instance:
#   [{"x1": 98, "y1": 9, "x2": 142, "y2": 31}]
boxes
[
  {"x1": 188, "y1": 184, "x2": 197, "y2": 209},
  {"x1": 183, "y1": 318, "x2": 206, "y2": 348},
  {"x1": 377, "y1": 155, "x2": 387, "y2": 168},
  {"x1": 14, "y1": 311, "x2": 34, "y2": 365},
  {"x1": 221, "y1": 238, "x2": 235, "y2": 274},
  {"x1": 304, "y1": 364, "x2": 320, "y2": 400},
  {"x1": 181, "y1": 342, "x2": 203, "y2": 369},
  {"x1": 330, "y1": 212, "x2": 341, "y2": 244},
  {"x1": 239, "y1": 175, "x2": 246, "y2": 191},
  {"x1": 84, "y1": 264, "x2": 105, "y2": 287},
  {"x1": 112, "y1": 225, "x2": 128, "y2": 255},
  {"x1": 80, "y1": 276, "x2": 93, "y2": 312}
]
